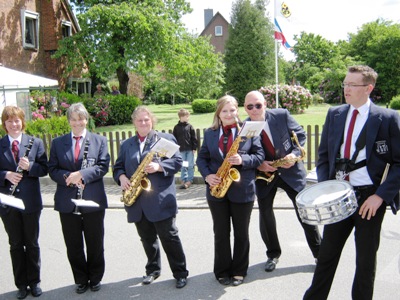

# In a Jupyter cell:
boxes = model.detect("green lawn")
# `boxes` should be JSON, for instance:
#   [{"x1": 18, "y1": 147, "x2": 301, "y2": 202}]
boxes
[{"x1": 96, "y1": 103, "x2": 331, "y2": 134}]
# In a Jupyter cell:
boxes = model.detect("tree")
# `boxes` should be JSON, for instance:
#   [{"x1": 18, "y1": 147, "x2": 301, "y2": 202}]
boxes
[
  {"x1": 144, "y1": 32, "x2": 225, "y2": 103},
  {"x1": 345, "y1": 19, "x2": 400, "y2": 102},
  {"x1": 223, "y1": 0, "x2": 275, "y2": 104},
  {"x1": 55, "y1": 0, "x2": 192, "y2": 94}
]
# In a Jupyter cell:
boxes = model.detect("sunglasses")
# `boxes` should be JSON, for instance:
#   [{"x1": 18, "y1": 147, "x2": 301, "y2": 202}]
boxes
[{"x1": 246, "y1": 103, "x2": 263, "y2": 110}]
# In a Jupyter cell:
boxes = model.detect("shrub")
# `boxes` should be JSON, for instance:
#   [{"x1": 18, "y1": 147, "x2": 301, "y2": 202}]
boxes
[
  {"x1": 312, "y1": 94, "x2": 324, "y2": 105},
  {"x1": 259, "y1": 85, "x2": 312, "y2": 114},
  {"x1": 107, "y1": 95, "x2": 142, "y2": 125},
  {"x1": 192, "y1": 99, "x2": 217, "y2": 113},
  {"x1": 389, "y1": 95, "x2": 400, "y2": 110},
  {"x1": 25, "y1": 116, "x2": 70, "y2": 136}
]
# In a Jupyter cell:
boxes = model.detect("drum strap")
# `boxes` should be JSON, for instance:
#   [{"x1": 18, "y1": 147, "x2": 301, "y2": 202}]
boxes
[{"x1": 336, "y1": 123, "x2": 367, "y2": 174}]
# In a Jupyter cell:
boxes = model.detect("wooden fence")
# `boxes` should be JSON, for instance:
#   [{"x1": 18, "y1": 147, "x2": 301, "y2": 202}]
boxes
[{"x1": 38, "y1": 125, "x2": 322, "y2": 171}]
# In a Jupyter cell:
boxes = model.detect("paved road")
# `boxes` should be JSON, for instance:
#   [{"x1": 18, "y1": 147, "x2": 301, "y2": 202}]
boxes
[{"x1": 1, "y1": 178, "x2": 399, "y2": 299}]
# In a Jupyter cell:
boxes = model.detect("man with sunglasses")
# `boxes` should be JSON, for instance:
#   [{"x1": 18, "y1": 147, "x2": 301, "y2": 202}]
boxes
[{"x1": 244, "y1": 91, "x2": 321, "y2": 272}]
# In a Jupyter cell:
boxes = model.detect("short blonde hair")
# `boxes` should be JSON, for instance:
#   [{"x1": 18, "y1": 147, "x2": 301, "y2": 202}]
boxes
[
  {"x1": 178, "y1": 108, "x2": 190, "y2": 118},
  {"x1": 1, "y1": 106, "x2": 26, "y2": 132},
  {"x1": 131, "y1": 106, "x2": 157, "y2": 129}
]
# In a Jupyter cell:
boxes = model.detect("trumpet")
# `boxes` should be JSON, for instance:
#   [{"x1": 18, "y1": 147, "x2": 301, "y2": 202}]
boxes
[{"x1": 256, "y1": 131, "x2": 305, "y2": 183}]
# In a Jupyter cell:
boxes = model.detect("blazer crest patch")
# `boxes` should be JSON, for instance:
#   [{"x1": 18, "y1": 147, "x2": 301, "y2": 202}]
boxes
[
  {"x1": 283, "y1": 138, "x2": 291, "y2": 151},
  {"x1": 375, "y1": 140, "x2": 388, "y2": 154}
]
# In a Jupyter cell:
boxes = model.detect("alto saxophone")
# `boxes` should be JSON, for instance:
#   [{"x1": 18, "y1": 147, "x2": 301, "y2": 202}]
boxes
[
  {"x1": 256, "y1": 130, "x2": 306, "y2": 182},
  {"x1": 121, "y1": 151, "x2": 154, "y2": 206},
  {"x1": 210, "y1": 121, "x2": 243, "y2": 199}
]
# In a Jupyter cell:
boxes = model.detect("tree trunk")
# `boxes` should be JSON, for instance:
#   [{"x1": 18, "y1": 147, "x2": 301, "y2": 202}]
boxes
[{"x1": 116, "y1": 67, "x2": 129, "y2": 95}]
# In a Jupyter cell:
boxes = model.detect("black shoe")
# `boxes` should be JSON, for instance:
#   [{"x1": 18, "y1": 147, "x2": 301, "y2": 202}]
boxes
[
  {"x1": 232, "y1": 277, "x2": 244, "y2": 286},
  {"x1": 90, "y1": 282, "x2": 101, "y2": 292},
  {"x1": 30, "y1": 283, "x2": 42, "y2": 297},
  {"x1": 176, "y1": 278, "x2": 187, "y2": 289},
  {"x1": 217, "y1": 277, "x2": 231, "y2": 285},
  {"x1": 265, "y1": 258, "x2": 279, "y2": 272},
  {"x1": 16, "y1": 288, "x2": 29, "y2": 300},
  {"x1": 142, "y1": 274, "x2": 160, "y2": 285},
  {"x1": 75, "y1": 283, "x2": 89, "y2": 294}
]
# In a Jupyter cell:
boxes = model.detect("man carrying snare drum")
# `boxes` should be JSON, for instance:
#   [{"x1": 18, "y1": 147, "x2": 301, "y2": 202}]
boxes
[{"x1": 304, "y1": 65, "x2": 400, "y2": 300}]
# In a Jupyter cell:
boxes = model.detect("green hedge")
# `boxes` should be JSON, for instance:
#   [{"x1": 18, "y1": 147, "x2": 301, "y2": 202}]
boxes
[
  {"x1": 389, "y1": 95, "x2": 400, "y2": 110},
  {"x1": 192, "y1": 99, "x2": 217, "y2": 113}
]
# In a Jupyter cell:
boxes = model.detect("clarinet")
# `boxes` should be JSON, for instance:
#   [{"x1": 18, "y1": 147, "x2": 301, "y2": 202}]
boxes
[
  {"x1": 9, "y1": 138, "x2": 35, "y2": 195},
  {"x1": 72, "y1": 138, "x2": 90, "y2": 215}
]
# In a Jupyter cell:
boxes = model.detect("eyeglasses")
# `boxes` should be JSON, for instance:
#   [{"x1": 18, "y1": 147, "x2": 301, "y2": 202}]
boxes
[
  {"x1": 246, "y1": 103, "x2": 263, "y2": 110},
  {"x1": 341, "y1": 83, "x2": 368, "y2": 88}
]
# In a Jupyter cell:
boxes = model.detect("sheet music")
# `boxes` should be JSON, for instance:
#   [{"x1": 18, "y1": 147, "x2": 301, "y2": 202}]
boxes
[
  {"x1": 71, "y1": 199, "x2": 100, "y2": 207},
  {"x1": 239, "y1": 121, "x2": 266, "y2": 138},
  {"x1": 151, "y1": 137, "x2": 180, "y2": 158},
  {"x1": 0, "y1": 193, "x2": 25, "y2": 210}
]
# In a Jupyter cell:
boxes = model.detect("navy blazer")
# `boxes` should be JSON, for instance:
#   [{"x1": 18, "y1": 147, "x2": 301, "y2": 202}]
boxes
[
  {"x1": 48, "y1": 132, "x2": 110, "y2": 213},
  {"x1": 249, "y1": 109, "x2": 307, "y2": 199},
  {"x1": 196, "y1": 126, "x2": 265, "y2": 203},
  {"x1": 0, "y1": 134, "x2": 48, "y2": 215},
  {"x1": 317, "y1": 102, "x2": 400, "y2": 214},
  {"x1": 113, "y1": 131, "x2": 182, "y2": 223}
]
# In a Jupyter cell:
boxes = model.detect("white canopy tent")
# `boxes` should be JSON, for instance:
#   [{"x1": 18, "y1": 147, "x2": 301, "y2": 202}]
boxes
[{"x1": 0, "y1": 65, "x2": 58, "y2": 107}]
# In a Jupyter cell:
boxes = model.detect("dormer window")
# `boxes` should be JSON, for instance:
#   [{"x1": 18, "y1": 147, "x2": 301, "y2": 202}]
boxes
[
  {"x1": 215, "y1": 26, "x2": 223, "y2": 36},
  {"x1": 21, "y1": 10, "x2": 39, "y2": 50},
  {"x1": 62, "y1": 21, "x2": 72, "y2": 38}
]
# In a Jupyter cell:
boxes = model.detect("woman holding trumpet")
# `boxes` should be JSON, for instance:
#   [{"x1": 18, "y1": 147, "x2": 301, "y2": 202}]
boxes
[
  {"x1": 0, "y1": 106, "x2": 48, "y2": 299},
  {"x1": 48, "y1": 103, "x2": 110, "y2": 294},
  {"x1": 196, "y1": 95, "x2": 264, "y2": 286}
]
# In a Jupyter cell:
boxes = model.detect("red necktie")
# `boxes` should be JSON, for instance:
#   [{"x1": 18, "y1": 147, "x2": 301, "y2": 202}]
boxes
[
  {"x1": 73, "y1": 136, "x2": 81, "y2": 162},
  {"x1": 262, "y1": 130, "x2": 275, "y2": 159},
  {"x1": 12, "y1": 140, "x2": 19, "y2": 161},
  {"x1": 219, "y1": 126, "x2": 234, "y2": 156},
  {"x1": 344, "y1": 110, "x2": 358, "y2": 159}
]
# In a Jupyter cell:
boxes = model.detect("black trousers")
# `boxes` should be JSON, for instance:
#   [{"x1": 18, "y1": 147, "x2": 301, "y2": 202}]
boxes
[
  {"x1": 258, "y1": 176, "x2": 321, "y2": 259},
  {"x1": 59, "y1": 210, "x2": 105, "y2": 285},
  {"x1": 304, "y1": 186, "x2": 386, "y2": 300},
  {"x1": 135, "y1": 214, "x2": 188, "y2": 279},
  {"x1": 1, "y1": 209, "x2": 41, "y2": 289},
  {"x1": 208, "y1": 199, "x2": 254, "y2": 279}
]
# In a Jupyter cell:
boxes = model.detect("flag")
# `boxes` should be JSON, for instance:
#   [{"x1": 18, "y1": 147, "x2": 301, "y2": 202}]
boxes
[{"x1": 274, "y1": 0, "x2": 295, "y2": 50}]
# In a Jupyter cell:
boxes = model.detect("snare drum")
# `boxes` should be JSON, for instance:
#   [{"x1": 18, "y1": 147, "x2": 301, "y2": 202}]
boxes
[{"x1": 296, "y1": 180, "x2": 357, "y2": 225}]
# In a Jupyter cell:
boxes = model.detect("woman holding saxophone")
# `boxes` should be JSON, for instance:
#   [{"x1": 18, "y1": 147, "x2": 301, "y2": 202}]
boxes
[
  {"x1": 0, "y1": 106, "x2": 48, "y2": 299},
  {"x1": 48, "y1": 103, "x2": 110, "y2": 294},
  {"x1": 113, "y1": 106, "x2": 189, "y2": 289},
  {"x1": 196, "y1": 95, "x2": 264, "y2": 286}
]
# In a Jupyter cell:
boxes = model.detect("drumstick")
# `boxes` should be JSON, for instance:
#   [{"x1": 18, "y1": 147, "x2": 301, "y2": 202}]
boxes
[{"x1": 380, "y1": 163, "x2": 390, "y2": 184}]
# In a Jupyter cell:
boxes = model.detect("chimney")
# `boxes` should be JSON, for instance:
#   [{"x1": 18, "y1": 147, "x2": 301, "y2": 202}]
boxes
[{"x1": 204, "y1": 9, "x2": 213, "y2": 28}]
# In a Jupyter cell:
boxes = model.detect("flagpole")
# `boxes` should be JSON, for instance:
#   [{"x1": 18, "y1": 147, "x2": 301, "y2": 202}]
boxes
[
  {"x1": 274, "y1": 0, "x2": 279, "y2": 109},
  {"x1": 275, "y1": 39, "x2": 279, "y2": 109}
]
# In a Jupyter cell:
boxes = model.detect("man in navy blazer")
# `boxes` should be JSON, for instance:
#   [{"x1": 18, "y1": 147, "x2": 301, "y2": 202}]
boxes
[
  {"x1": 244, "y1": 91, "x2": 321, "y2": 272},
  {"x1": 0, "y1": 106, "x2": 48, "y2": 299},
  {"x1": 304, "y1": 66, "x2": 400, "y2": 300},
  {"x1": 48, "y1": 103, "x2": 110, "y2": 294},
  {"x1": 113, "y1": 106, "x2": 188, "y2": 289}
]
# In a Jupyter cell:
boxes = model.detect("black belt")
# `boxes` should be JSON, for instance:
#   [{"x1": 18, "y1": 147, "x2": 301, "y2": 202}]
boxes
[{"x1": 353, "y1": 185, "x2": 375, "y2": 191}]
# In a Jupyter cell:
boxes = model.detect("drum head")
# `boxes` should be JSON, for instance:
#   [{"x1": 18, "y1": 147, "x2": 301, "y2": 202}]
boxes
[{"x1": 296, "y1": 180, "x2": 352, "y2": 206}]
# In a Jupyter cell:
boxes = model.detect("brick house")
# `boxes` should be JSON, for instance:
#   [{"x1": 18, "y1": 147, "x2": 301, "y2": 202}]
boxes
[
  {"x1": 199, "y1": 9, "x2": 230, "y2": 54},
  {"x1": 0, "y1": 0, "x2": 88, "y2": 92}
]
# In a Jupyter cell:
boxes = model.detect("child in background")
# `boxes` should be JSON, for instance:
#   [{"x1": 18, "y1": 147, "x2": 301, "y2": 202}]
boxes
[{"x1": 173, "y1": 109, "x2": 198, "y2": 189}]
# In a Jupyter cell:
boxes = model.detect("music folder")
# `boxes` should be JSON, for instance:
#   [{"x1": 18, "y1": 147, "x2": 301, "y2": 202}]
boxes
[
  {"x1": 151, "y1": 137, "x2": 180, "y2": 158},
  {"x1": 0, "y1": 193, "x2": 25, "y2": 210},
  {"x1": 239, "y1": 121, "x2": 265, "y2": 137},
  {"x1": 71, "y1": 199, "x2": 100, "y2": 207}
]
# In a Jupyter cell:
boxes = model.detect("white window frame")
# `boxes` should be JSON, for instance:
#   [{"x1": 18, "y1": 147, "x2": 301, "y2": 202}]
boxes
[
  {"x1": 62, "y1": 20, "x2": 72, "y2": 38},
  {"x1": 215, "y1": 26, "x2": 223, "y2": 36},
  {"x1": 21, "y1": 10, "x2": 40, "y2": 50}
]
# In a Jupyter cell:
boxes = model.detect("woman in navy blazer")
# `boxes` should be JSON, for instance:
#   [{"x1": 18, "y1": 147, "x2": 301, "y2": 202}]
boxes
[
  {"x1": 196, "y1": 95, "x2": 264, "y2": 286},
  {"x1": 0, "y1": 106, "x2": 48, "y2": 299},
  {"x1": 113, "y1": 106, "x2": 189, "y2": 289},
  {"x1": 48, "y1": 103, "x2": 110, "y2": 294}
]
